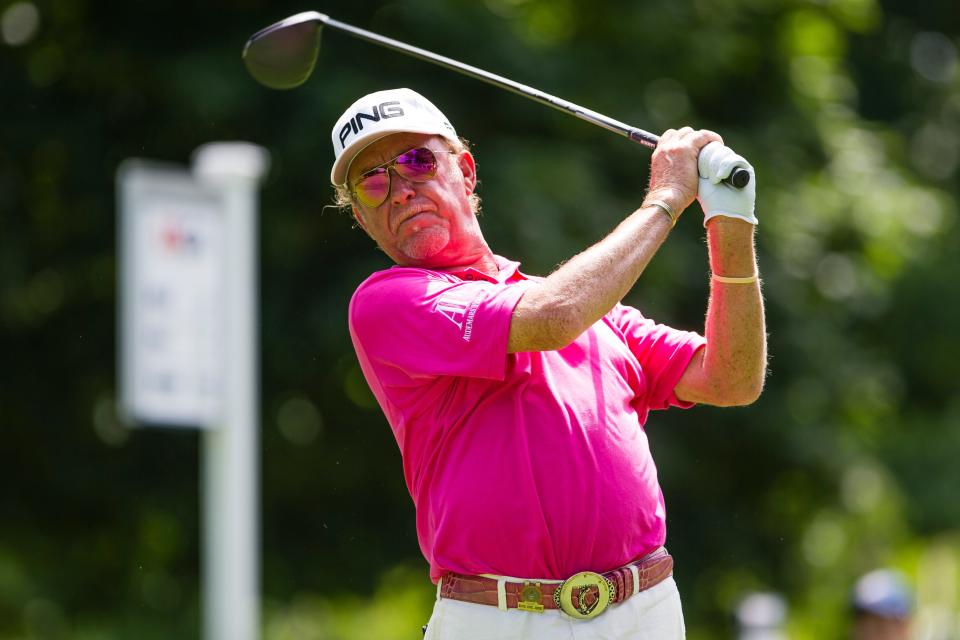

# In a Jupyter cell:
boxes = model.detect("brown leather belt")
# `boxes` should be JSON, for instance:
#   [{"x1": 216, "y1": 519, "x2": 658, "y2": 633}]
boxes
[{"x1": 438, "y1": 547, "x2": 673, "y2": 620}]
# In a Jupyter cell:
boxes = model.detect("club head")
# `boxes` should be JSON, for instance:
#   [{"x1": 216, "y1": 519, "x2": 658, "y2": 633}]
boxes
[{"x1": 242, "y1": 11, "x2": 328, "y2": 89}]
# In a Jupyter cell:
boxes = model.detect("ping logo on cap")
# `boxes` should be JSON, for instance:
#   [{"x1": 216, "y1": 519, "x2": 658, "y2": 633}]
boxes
[{"x1": 338, "y1": 101, "x2": 405, "y2": 148}]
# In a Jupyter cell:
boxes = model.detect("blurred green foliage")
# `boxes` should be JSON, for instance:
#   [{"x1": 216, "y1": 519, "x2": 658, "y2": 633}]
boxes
[{"x1": 1, "y1": 0, "x2": 959, "y2": 637}]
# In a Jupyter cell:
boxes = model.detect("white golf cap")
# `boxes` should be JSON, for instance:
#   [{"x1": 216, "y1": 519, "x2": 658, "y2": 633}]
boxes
[{"x1": 330, "y1": 88, "x2": 459, "y2": 186}]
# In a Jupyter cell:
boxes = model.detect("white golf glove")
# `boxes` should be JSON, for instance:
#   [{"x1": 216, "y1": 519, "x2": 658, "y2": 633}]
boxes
[{"x1": 697, "y1": 141, "x2": 757, "y2": 226}]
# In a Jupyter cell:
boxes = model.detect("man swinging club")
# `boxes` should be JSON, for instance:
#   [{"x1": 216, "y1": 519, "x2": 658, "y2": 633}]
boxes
[{"x1": 332, "y1": 87, "x2": 766, "y2": 639}]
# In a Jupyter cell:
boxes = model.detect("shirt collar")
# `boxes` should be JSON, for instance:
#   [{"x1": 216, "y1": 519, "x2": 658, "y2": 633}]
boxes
[
  {"x1": 493, "y1": 255, "x2": 526, "y2": 282},
  {"x1": 390, "y1": 255, "x2": 528, "y2": 283},
  {"x1": 450, "y1": 255, "x2": 526, "y2": 283}
]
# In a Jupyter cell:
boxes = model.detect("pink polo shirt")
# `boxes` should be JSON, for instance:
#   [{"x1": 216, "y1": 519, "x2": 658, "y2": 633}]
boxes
[{"x1": 349, "y1": 256, "x2": 705, "y2": 582}]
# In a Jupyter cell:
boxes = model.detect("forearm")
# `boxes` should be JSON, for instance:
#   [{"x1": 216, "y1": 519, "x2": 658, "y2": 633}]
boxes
[
  {"x1": 682, "y1": 217, "x2": 767, "y2": 404},
  {"x1": 508, "y1": 204, "x2": 673, "y2": 352}
]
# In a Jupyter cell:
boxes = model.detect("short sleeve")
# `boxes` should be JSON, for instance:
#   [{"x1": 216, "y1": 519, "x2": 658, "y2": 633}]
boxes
[
  {"x1": 349, "y1": 268, "x2": 528, "y2": 381},
  {"x1": 606, "y1": 303, "x2": 706, "y2": 410}
]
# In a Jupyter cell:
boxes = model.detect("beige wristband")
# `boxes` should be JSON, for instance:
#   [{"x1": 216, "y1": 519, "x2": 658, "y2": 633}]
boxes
[{"x1": 712, "y1": 272, "x2": 758, "y2": 284}]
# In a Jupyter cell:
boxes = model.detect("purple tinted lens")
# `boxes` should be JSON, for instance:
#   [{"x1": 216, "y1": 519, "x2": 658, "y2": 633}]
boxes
[
  {"x1": 394, "y1": 148, "x2": 438, "y2": 181},
  {"x1": 354, "y1": 169, "x2": 390, "y2": 207}
]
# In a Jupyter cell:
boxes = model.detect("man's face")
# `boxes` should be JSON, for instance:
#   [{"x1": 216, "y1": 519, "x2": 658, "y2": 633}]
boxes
[{"x1": 348, "y1": 132, "x2": 481, "y2": 268}]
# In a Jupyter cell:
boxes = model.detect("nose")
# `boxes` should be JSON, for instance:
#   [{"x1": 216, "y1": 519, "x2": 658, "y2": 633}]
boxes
[{"x1": 390, "y1": 168, "x2": 417, "y2": 204}]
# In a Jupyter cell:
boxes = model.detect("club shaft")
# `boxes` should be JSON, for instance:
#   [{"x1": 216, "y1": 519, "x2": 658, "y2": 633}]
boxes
[{"x1": 324, "y1": 17, "x2": 659, "y2": 149}]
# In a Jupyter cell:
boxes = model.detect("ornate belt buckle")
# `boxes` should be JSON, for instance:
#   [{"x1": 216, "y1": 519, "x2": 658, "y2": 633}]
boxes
[{"x1": 554, "y1": 571, "x2": 616, "y2": 620}]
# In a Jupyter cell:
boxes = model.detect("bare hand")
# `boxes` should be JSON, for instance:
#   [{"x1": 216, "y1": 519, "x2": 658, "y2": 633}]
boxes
[{"x1": 646, "y1": 128, "x2": 723, "y2": 218}]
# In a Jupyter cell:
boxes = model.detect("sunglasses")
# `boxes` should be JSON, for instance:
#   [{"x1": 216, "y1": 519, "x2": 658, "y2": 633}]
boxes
[{"x1": 350, "y1": 146, "x2": 456, "y2": 208}]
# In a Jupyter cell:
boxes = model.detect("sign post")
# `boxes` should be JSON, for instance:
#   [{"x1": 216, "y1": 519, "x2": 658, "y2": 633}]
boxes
[
  {"x1": 118, "y1": 142, "x2": 270, "y2": 640},
  {"x1": 194, "y1": 143, "x2": 269, "y2": 640}
]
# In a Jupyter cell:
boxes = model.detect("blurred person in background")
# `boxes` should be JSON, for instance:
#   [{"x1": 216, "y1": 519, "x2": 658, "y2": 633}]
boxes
[
  {"x1": 331, "y1": 87, "x2": 766, "y2": 639},
  {"x1": 851, "y1": 569, "x2": 914, "y2": 640}
]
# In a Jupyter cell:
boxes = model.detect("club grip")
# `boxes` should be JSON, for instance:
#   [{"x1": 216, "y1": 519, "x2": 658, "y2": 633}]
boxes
[
  {"x1": 628, "y1": 129, "x2": 751, "y2": 189},
  {"x1": 728, "y1": 167, "x2": 750, "y2": 189}
]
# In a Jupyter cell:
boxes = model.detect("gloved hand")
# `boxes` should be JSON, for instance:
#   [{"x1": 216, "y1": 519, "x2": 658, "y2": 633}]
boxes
[{"x1": 697, "y1": 141, "x2": 757, "y2": 226}]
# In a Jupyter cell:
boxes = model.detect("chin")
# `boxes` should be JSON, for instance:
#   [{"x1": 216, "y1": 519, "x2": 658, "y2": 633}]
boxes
[{"x1": 398, "y1": 227, "x2": 450, "y2": 262}]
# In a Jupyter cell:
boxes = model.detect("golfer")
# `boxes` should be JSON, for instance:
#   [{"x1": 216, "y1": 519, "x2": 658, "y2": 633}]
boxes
[{"x1": 332, "y1": 88, "x2": 766, "y2": 639}]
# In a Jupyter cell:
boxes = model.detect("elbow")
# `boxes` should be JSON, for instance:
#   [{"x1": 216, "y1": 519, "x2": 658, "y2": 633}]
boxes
[
  {"x1": 696, "y1": 348, "x2": 768, "y2": 407},
  {"x1": 707, "y1": 391, "x2": 758, "y2": 408},
  {"x1": 701, "y1": 372, "x2": 765, "y2": 407},
  {"x1": 719, "y1": 375, "x2": 765, "y2": 407},
  {"x1": 727, "y1": 385, "x2": 764, "y2": 407}
]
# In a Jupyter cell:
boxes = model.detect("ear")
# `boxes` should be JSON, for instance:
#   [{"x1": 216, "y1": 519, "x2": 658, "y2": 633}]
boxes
[
  {"x1": 352, "y1": 205, "x2": 369, "y2": 233},
  {"x1": 457, "y1": 151, "x2": 477, "y2": 196}
]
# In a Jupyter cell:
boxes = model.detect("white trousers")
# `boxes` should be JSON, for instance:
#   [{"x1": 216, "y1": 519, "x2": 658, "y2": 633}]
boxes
[{"x1": 423, "y1": 576, "x2": 686, "y2": 640}]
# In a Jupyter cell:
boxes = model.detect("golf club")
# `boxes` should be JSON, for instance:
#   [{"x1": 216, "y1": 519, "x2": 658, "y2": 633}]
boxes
[{"x1": 242, "y1": 11, "x2": 751, "y2": 189}]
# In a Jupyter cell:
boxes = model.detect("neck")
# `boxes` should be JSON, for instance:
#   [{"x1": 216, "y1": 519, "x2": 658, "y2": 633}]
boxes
[{"x1": 432, "y1": 249, "x2": 499, "y2": 276}]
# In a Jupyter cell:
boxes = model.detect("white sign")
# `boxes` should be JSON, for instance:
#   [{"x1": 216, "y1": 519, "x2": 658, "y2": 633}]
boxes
[{"x1": 118, "y1": 162, "x2": 225, "y2": 427}]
